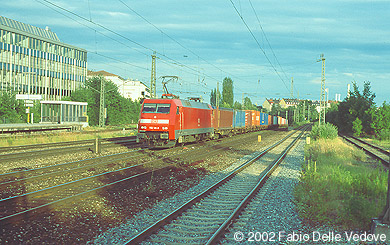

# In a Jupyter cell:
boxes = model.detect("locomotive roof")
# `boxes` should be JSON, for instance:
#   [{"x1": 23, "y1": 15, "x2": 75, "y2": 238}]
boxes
[{"x1": 143, "y1": 98, "x2": 211, "y2": 110}]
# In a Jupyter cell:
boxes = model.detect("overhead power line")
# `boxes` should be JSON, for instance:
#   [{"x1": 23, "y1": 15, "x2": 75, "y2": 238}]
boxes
[
  {"x1": 229, "y1": 0, "x2": 290, "y2": 95},
  {"x1": 117, "y1": 0, "x2": 269, "y2": 95},
  {"x1": 37, "y1": 0, "x2": 272, "y2": 99},
  {"x1": 247, "y1": 0, "x2": 297, "y2": 97}
]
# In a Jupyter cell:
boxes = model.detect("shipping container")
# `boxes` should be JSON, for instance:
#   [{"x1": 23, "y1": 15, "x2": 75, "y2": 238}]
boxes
[
  {"x1": 212, "y1": 107, "x2": 233, "y2": 130},
  {"x1": 260, "y1": 112, "x2": 268, "y2": 125},
  {"x1": 268, "y1": 114, "x2": 273, "y2": 125},
  {"x1": 245, "y1": 110, "x2": 253, "y2": 127},
  {"x1": 273, "y1": 116, "x2": 278, "y2": 125},
  {"x1": 233, "y1": 109, "x2": 246, "y2": 128},
  {"x1": 254, "y1": 111, "x2": 260, "y2": 126}
]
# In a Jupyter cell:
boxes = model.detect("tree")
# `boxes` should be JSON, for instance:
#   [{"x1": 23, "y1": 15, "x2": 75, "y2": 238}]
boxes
[
  {"x1": 221, "y1": 77, "x2": 233, "y2": 108},
  {"x1": 270, "y1": 103, "x2": 283, "y2": 116},
  {"x1": 352, "y1": 117, "x2": 363, "y2": 137},
  {"x1": 233, "y1": 101, "x2": 242, "y2": 109},
  {"x1": 370, "y1": 101, "x2": 390, "y2": 139},
  {"x1": 210, "y1": 89, "x2": 216, "y2": 107},
  {"x1": 209, "y1": 88, "x2": 221, "y2": 107},
  {"x1": 0, "y1": 91, "x2": 26, "y2": 123},
  {"x1": 66, "y1": 75, "x2": 141, "y2": 126},
  {"x1": 243, "y1": 97, "x2": 257, "y2": 110},
  {"x1": 327, "y1": 81, "x2": 376, "y2": 135}
]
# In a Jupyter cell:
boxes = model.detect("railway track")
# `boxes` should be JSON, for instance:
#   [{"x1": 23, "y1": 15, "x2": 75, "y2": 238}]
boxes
[
  {"x1": 0, "y1": 136, "x2": 137, "y2": 162},
  {"x1": 341, "y1": 134, "x2": 390, "y2": 167},
  {"x1": 0, "y1": 129, "x2": 296, "y2": 224},
  {"x1": 125, "y1": 125, "x2": 309, "y2": 244}
]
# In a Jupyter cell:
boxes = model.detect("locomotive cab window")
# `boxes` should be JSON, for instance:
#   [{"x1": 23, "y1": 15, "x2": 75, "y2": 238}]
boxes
[{"x1": 142, "y1": 103, "x2": 171, "y2": 114}]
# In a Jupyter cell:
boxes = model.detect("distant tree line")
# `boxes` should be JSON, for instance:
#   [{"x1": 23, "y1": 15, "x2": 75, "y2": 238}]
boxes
[
  {"x1": 65, "y1": 75, "x2": 141, "y2": 126},
  {"x1": 327, "y1": 81, "x2": 390, "y2": 139}
]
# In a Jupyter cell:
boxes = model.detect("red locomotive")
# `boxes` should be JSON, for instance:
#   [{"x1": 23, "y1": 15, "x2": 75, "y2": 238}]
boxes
[{"x1": 137, "y1": 98, "x2": 214, "y2": 147}]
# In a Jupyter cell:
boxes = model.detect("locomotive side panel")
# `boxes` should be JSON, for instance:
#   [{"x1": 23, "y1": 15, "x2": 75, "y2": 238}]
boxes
[{"x1": 175, "y1": 100, "x2": 213, "y2": 142}]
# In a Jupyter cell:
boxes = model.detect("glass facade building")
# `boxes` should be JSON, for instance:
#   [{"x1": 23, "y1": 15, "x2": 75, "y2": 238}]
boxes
[{"x1": 0, "y1": 16, "x2": 87, "y2": 100}]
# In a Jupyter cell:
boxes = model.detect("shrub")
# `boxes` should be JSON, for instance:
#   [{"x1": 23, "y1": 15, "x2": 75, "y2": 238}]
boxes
[
  {"x1": 379, "y1": 129, "x2": 390, "y2": 140},
  {"x1": 310, "y1": 123, "x2": 338, "y2": 140},
  {"x1": 352, "y1": 117, "x2": 363, "y2": 137}
]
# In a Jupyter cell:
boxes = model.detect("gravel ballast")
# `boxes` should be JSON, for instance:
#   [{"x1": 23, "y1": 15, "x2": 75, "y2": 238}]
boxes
[
  {"x1": 93, "y1": 131, "x2": 372, "y2": 244},
  {"x1": 224, "y1": 133, "x2": 367, "y2": 244}
]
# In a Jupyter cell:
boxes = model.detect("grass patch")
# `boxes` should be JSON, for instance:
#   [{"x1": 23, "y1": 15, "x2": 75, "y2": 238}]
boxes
[
  {"x1": 372, "y1": 139, "x2": 390, "y2": 149},
  {"x1": 295, "y1": 137, "x2": 387, "y2": 230}
]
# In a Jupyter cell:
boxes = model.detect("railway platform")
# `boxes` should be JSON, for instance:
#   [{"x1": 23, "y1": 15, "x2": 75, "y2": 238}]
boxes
[{"x1": 0, "y1": 123, "x2": 84, "y2": 134}]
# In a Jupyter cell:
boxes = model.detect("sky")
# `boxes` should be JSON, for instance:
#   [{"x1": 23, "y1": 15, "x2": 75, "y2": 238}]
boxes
[{"x1": 2, "y1": 0, "x2": 389, "y2": 105}]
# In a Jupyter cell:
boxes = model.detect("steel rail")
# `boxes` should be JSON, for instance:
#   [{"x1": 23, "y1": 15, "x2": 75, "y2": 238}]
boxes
[
  {"x1": 0, "y1": 138, "x2": 137, "y2": 162},
  {"x1": 349, "y1": 135, "x2": 390, "y2": 156},
  {"x1": 0, "y1": 136, "x2": 136, "y2": 153},
  {"x1": 341, "y1": 134, "x2": 389, "y2": 167},
  {"x1": 124, "y1": 126, "x2": 307, "y2": 244},
  {"x1": 206, "y1": 126, "x2": 307, "y2": 244},
  {"x1": 0, "y1": 129, "x2": 287, "y2": 223},
  {"x1": 0, "y1": 149, "x2": 146, "y2": 189}
]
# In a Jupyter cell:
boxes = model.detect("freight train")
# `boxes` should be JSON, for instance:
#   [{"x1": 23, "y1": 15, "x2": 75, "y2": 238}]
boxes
[{"x1": 137, "y1": 97, "x2": 288, "y2": 147}]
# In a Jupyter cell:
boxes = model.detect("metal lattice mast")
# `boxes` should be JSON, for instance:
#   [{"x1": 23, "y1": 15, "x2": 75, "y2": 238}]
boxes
[
  {"x1": 290, "y1": 77, "x2": 294, "y2": 98},
  {"x1": 99, "y1": 77, "x2": 105, "y2": 127},
  {"x1": 150, "y1": 51, "x2": 157, "y2": 98},
  {"x1": 318, "y1": 54, "x2": 326, "y2": 125}
]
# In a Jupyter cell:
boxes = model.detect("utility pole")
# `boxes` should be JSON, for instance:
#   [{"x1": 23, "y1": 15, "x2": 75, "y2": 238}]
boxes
[
  {"x1": 216, "y1": 81, "x2": 220, "y2": 109},
  {"x1": 317, "y1": 54, "x2": 326, "y2": 125},
  {"x1": 290, "y1": 77, "x2": 294, "y2": 98},
  {"x1": 99, "y1": 77, "x2": 105, "y2": 127},
  {"x1": 150, "y1": 51, "x2": 157, "y2": 98}
]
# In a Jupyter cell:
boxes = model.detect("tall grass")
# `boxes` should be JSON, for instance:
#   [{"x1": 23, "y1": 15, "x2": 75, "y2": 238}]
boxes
[{"x1": 295, "y1": 138, "x2": 387, "y2": 230}]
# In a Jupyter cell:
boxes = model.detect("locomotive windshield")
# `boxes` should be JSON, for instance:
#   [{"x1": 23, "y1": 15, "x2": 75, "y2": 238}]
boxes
[{"x1": 142, "y1": 103, "x2": 171, "y2": 114}]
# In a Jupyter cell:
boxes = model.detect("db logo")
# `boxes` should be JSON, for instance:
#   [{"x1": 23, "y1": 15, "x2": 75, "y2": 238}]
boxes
[{"x1": 152, "y1": 119, "x2": 158, "y2": 124}]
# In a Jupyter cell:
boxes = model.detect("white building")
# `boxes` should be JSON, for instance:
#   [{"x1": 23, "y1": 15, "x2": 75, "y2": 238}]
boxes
[{"x1": 87, "y1": 70, "x2": 150, "y2": 101}]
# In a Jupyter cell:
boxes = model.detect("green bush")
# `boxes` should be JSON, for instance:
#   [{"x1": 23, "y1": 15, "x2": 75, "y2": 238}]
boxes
[
  {"x1": 379, "y1": 129, "x2": 390, "y2": 140},
  {"x1": 310, "y1": 123, "x2": 338, "y2": 140},
  {"x1": 352, "y1": 117, "x2": 363, "y2": 137}
]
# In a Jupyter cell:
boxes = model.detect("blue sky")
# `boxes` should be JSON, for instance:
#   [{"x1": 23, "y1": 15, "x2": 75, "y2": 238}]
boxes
[{"x1": 2, "y1": 0, "x2": 389, "y2": 105}]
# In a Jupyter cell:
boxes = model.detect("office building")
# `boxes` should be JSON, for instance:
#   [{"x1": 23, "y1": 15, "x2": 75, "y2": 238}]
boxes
[{"x1": 0, "y1": 16, "x2": 87, "y2": 100}]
